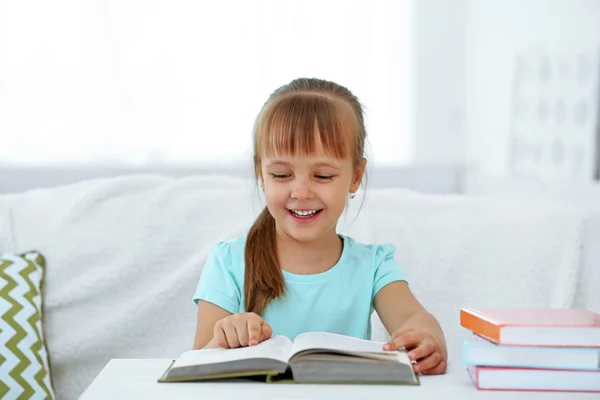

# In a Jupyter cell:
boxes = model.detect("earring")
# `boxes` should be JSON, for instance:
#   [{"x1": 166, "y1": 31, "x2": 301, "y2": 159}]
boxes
[{"x1": 349, "y1": 192, "x2": 356, "y2": 199}]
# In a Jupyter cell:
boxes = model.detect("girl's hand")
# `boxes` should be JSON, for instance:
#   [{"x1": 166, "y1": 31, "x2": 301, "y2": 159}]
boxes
[
  {"x1": 383, "y1": 327, "x2": 447, "y2": 375},
  {"x1": 213, "y1": 312, "x2": 273, "y2": 349}
]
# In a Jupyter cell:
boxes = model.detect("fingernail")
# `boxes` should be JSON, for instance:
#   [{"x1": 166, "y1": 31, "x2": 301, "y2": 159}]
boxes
[
  {"x1": 383, "y1": 344, "x2": 390, "y2": 350},
  {"x1": 408, "y1": 352, "x2": 415, "y2": 360},
  {"x1": 414, "y1": 364, "x2": 420, "y2": 372},
  {"x1": 249, "y1": 340, "x2": 257, "y2": 346}
]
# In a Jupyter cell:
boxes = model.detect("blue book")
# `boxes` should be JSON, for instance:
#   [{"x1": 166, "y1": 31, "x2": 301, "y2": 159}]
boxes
[{"x1": 462, "y1": 334, "x2": 600, "y2": 370}]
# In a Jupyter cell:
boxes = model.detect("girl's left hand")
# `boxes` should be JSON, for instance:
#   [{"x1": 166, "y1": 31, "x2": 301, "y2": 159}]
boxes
[{"x1": 383, "y1": 328, "x2": 447, "y2": 375}]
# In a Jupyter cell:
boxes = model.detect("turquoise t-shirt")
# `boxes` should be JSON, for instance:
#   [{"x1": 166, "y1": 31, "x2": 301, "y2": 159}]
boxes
[{"x1": 193, "y1": 234, "x2": 406, "y2": 340}]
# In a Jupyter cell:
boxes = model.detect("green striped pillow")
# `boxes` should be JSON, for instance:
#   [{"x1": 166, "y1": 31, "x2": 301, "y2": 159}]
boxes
[{"x1": 0, "y1": 251, "x2": 54, "y2": 399}]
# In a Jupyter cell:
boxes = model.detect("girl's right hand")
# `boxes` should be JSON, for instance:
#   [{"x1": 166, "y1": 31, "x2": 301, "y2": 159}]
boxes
[{"x1": 213, "y1": 312, "x2": 273, "y2": 348}]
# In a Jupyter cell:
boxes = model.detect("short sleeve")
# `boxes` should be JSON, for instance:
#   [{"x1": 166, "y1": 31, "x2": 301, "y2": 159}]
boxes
[
  {"x1": 192, "y1": 242, "x2": 242, "y2": 314},
  {"x1": 372, "y1": 244, "x2": 406, "y2": 301}
]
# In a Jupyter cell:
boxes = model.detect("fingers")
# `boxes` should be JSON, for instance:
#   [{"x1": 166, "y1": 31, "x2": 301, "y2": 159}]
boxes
[
  {"x1": 214, "y1": 313, "x2": 272, "y2": 349},
  {"x1": 260, "y1": 320, "x2": 273, "y2": 342},
  {"x1": 407, "y1": 338, "x2": 436, "y2": 362},
  {"x1": 383, "y1": 330, "x2": 420, "y2": 351},
  {"x1": 237, "y1": 320, "x2": 250, "y2": 347},
  {"x1": 247, "y1": 318, "x2": 262, "y2": 346},
  {"x1": 213, "y1": 324, "x2": 229, "y2": 348},
  {"x1": 222, "y1": 322, "x2": 240, "y2": 348},
  {"x1": 413, "y1": 351, "x2": 441, "y2": 373},
  {"x1": 420, "y1": 359, "x2": 447, "y2": 375}
]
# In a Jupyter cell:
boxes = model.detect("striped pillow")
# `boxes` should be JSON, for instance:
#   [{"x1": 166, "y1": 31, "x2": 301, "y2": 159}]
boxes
[{"x1": 0, "y1": 251, "x2": 54, "y2": 399}]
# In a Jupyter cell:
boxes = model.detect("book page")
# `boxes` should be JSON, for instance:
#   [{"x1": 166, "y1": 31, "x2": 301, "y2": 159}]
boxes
[
  {"x1": 290, "y1": 332, "x2": 405, "y2": 360},
  {"x1": 172, "y1": 336, "x2": 293, "y2": 369}
]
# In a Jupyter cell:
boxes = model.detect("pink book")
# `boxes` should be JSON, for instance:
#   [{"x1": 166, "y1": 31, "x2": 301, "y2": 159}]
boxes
[{"x1": 468, "y1": 366, "x2": 600, "y2": 392}]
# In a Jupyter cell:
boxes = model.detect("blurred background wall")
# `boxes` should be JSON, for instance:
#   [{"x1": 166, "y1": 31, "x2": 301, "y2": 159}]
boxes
[{"x1": 1, "y1": 0, "x2": 599, "y2": 203}]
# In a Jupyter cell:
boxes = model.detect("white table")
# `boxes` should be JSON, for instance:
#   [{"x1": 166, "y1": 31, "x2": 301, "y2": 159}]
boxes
[{"x1": 79, "y1": 359, "x2": 599, "y2": 399}]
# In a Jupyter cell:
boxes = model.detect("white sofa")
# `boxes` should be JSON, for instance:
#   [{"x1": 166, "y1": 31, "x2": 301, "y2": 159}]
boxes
[{"x1": 0, "y1": 174, "x2": 598, "y2": 400}]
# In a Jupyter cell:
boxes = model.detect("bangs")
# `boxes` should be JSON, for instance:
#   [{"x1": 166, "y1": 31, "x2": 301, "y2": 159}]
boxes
[{"x1": 255, "y1": 93, "x2": 359, "y2": 160}]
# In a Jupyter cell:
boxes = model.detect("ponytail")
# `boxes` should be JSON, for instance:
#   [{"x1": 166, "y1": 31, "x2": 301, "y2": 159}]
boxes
[
  {"x1": 244, "y1": 207, "x2": 284, "y2": 315},
  {"x1": 246, "y1": 77, "x2": 368, "y2": 314}
]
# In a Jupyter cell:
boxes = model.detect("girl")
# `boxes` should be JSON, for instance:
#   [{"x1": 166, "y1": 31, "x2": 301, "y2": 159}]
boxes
[{"x1": 192, "y1": 78, "x2": 447, "y2": 375}]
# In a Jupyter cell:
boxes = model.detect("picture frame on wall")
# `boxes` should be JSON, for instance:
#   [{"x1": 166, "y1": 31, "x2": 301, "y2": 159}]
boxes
[{"x1": 508, "y1": 42, "x2": 600, "y2": 182}]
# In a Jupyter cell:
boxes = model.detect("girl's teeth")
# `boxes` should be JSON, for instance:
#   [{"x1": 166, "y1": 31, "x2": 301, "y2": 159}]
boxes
[{"x1": 293, "y1": 210, "x2": 317, "y2": 216}]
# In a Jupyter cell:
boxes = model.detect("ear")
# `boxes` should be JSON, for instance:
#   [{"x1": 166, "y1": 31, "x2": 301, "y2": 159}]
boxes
[{"x1": 349, "y1": 157, "x2": 367, "y2": 193}]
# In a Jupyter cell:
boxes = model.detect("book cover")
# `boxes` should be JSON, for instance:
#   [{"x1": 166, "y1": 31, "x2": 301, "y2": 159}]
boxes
[
  {"x1": 462, "y1": 333, "x2": 600, "y2": 370},
  {"x1": 460, "y1": 307, "x2": 600, "y2": 347},
  {"x1": 468, "y1": 366, "x2": 600, "y2": 392}
]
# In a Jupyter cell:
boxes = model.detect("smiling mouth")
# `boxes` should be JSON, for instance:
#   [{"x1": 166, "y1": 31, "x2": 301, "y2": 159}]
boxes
[{"x1": 288, "y1": 209, "x2": 323, "y2": 219}]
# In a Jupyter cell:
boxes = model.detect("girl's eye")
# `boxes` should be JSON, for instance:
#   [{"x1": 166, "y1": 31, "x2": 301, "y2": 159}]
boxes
[
  {"x1": 315, "y1": 175, "x2": 334, "y2": 180},
  {"x1": 270, "y1": 173, "x2": 290, "y2": 179}
]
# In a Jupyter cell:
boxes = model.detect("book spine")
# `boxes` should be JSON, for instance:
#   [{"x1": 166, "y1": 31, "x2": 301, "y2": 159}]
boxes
[
  {"x1": 472, "y1": 366, "x2": 600, "y2": 392},
  {"x1": 460, "y1": 309, "x2": 501, "y2": 344},
  {"x1": 461, "y1": 344, "x2": 600, "y2": 370}
]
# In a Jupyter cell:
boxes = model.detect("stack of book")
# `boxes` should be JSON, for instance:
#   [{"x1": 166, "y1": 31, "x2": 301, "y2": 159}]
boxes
[{"x1": 459, "y1": 307, "x2": 600, "y2": 392}]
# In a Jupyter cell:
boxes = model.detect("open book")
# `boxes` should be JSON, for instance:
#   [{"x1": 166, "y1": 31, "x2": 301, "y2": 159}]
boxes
[{"x1": 158, "y1": 332, "x2": 419, "y2": 385}]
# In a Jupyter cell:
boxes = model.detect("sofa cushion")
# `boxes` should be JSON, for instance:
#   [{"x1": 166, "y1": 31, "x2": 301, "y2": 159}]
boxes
[
  {"x1": 339, "y1": 189, "x2": 589, "y2": 356},
  {"x1": 4, "y1": 174, "x2": 593, "y2": 399},
  {"x1": 0, "y1": 251, "x2": 55, "y2": 399},
  {"x1": 0, "y1": 194, "x2": 16, "y2": 252},
  {"x1": 6, "y1": 174, "x2": 258, "y2": 400}
]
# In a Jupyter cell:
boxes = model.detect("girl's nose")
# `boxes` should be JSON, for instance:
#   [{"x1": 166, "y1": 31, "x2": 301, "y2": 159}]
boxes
[{"x1": 290, "y1": 178, "x2": 314, "y2": 200}]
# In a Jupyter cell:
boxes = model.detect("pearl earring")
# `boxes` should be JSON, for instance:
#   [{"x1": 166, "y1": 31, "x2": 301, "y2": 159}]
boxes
[{"x1": 349, "y1": 192, "x2": 356, "y2": 199}]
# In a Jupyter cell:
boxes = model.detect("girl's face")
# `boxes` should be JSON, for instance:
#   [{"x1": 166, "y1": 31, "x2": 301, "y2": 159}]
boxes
[{"x1": 260, "y1": 145, "x2": 365, "y2": 244}]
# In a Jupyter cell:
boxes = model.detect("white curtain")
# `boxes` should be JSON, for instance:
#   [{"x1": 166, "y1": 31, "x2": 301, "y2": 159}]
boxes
[{"x1": 0, "y1": 0, "x2": 413, "y2": 168}]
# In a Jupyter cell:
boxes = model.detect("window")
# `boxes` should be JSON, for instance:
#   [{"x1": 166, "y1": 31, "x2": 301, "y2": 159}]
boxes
[{"x1": 0, "y1": 0, "x2": 413, "y2": 168}]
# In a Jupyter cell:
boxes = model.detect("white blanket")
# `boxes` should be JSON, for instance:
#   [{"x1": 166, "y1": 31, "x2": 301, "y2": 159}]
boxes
[
  {"x1": 1, "y1": 174, "x2": 592, "y2": 400},
  {"x1": 6, "y1": 175, "x2": 259, "y2": 399},
  {"x1": 340, "y1": 189, "x2": 589, "y2": 357},
  {"x1": 0, "y1": 193, "x2": 17, "y2": 251}
]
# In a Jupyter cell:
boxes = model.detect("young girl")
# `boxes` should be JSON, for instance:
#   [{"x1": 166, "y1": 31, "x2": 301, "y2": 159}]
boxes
[{"x1": 192, "y1": 78, "x2": 447, "y2": 375}]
